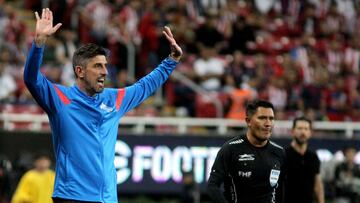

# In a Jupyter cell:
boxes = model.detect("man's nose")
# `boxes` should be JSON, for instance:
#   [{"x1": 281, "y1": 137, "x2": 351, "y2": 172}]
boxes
[
  {"x1": 264, "y1": 118, "x2": 273, "y2": 125},
  {"x1": 101, "y1": 66, "x2": 108, "y2": 75}
]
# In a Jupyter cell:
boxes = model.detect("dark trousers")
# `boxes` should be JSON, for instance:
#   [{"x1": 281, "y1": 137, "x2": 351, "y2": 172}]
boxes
[{"x1": 52, "y1": 197, "x2": 101, "y2": 203}]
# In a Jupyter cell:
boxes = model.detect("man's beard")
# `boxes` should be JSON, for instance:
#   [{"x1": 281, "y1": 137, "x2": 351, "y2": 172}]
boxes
[{"x1": 294, "y1": 136, "x2": 307, "y2": 146}]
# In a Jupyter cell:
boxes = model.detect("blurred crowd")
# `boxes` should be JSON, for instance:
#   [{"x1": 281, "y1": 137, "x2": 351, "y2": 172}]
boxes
[{"x1": 1, "y1": 0, "x2": 360, "y2": 121}]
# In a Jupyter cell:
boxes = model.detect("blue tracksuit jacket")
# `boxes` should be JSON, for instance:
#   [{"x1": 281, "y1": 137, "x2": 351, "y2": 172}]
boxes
[{"x1": 23, "y1": 42, "x2": 178, "y2": 202}]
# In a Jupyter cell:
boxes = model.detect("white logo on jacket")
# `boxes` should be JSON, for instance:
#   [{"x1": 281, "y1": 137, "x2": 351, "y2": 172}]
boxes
[
  {"x1": 100, "y1": 103, "x2": 114, "y2": 112},
  {"x1": 238, "y1": 154, "x2": 255, "y2": 161},
  {"x1": 239, "y1": 171, "x2": 252, "y2": 178}
]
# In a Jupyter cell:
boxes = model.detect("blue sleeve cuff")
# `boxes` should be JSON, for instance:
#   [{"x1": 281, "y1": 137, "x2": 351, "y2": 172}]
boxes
[
  {"x1": 31, "y1": 41, "x2": 45, "y2": 52},
  {"x1": 165, "y1": 56, "x2": 179, "y2": 64}
]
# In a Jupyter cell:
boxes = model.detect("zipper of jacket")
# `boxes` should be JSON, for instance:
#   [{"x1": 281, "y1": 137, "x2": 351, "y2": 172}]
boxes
[{"x1": 98, "y1": 114, "x2": 105, "y2": 202}]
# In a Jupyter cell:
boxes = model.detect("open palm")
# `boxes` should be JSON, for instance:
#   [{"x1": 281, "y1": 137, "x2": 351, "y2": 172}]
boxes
[
  {"x1": 35, "y1": 8, "x2": 62, "y2": 37},
  {"x1": 162, "y1": 26, "x2": 183, "y2": 61}
]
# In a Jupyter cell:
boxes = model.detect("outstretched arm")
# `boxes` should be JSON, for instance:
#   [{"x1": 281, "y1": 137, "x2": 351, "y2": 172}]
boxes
[
  {"x1": 116, "y1": 26, "x2": 183, "y2": 114},
  {"x1": 23, "y1": 8, "x2": 63, "y2": 114},
  {"x1": 34, "y1": 8, "x2": 62, "y2": 47}
]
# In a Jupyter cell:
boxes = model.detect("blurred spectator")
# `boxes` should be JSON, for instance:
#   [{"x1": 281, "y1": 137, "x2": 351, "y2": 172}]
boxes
[
  {"x1": 322, "y1": 3, "x2": 344, "y2": 36},
  {"x1": 55, "y1": 29, "x2": 78, "y2": 86},
  {"x1": 344, "y1": 36, "x2": 360, "y2": 75},
  {"x1": 216, "y1": 0, "x2": 239, "y2": 39},
  {"x1": 164, "y1": 7, "x2": 197, "y2": 54},
  {"x1": 290, "y1": 33, "x2": 315, "y2": 84},
  {"x1": 42, "y1": 36, "x2": 61, "y2": 65},
  {"x1": 50, "y1": 0, "x2": 77, "y2": 30},
  {"x1": 280, "y1": 54, "x2": 302, "y2": 112},
  {"x1": 11, "y1": 153, "x2": 55, "y2": 203},
  {"x1": 254, "y1": 0, "x2": 277, "y2": 14},
  {"x1": 0, "y1": 3, "x2": 7, "y2": 46},
  {"x1": 228, "y1": 15, "x2": 257, "y2": 54},
  {"x1": 281, "y1": 0, "x2": 306, "y2": 30},
  {"x1": 296, "y1": 3, "x2": 320, "y2": 35},
  {"x1": 352, "y1": 7, "x2": 360, "y2": 38},
  {"x1": 193, "y1": 47, "x2": 225, "y2": 91},
  {"x1": 333, "y1": 146, "x2": 360, "y2": 203},
  {"x1": 195, "y1": 11, "x2": 224, "y2": 53},
  {"x1": 299, "y1": 66, "x2": 327, "y2": 115},
  {"x1": 0, "y1": 56, "x2": 17, "y2": 103},
  {"x1": 167, "y1": 54, "x2": 197, "y2": 117},
  {"x1": 335, "y1": 0, "x2": 356, "y2": 35},
  {"x1": 3, "y1": 6, "x2": 26, "y2": 48},
  {"x1": 267, "y1": 76, "x2": 287, "y2": 117},
  {"x1": 196, "y1": 0, "x2": 227, "y2": 16},
  {"x1": 108, "y1": 0, "x2": 142, "y2": 75},
  {"x1": 80, "y1": 0, "x2": 112, "y2": 45},
  {"x1": 137, "y1": 11, "x2": 160, "y2": 77},
  {"x1": 349, "y1": 74, "x2": 360, "y2": 120},
  {"x1": 309, "y1": 0, "x2": 331, "y2": 19},
  {"x1": 225, "y1": 85, "x2": 255, "y2": 120},
  {"x1": 326, "y1": 35, "x2": 344, "y2": 75},
  {"x1": 117, "y1": 0, "x2": 141, "y2": 44},
  {"x1": 251, "y1": 54, "x2": 272, "y2": 100},
  {"x1": 224, "y1": 51, "x2": 251, "y2": 89},
  {"x1": 323, "y1": 78, "x2": 348, "y2": 120}
]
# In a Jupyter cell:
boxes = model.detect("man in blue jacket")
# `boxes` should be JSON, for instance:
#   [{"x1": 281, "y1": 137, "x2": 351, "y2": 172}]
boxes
[{"x1": 24, "y1": 8, "x2": 182, "y2": 203}]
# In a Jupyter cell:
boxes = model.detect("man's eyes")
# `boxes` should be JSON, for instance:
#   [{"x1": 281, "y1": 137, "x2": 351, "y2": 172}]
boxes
[
  {"x1": 94, "y1": 64, "x2": 106, "y2": 68},
  {"x1": 258, "y1": 117, "x2": 274, "y2": 120}
]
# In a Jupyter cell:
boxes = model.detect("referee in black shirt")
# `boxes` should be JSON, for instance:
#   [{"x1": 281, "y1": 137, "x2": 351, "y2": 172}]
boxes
[{"x1": 207, "y1": 100, "x2": 285, "y2": 203}]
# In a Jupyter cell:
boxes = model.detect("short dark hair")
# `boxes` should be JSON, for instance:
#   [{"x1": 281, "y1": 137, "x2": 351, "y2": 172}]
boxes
[
  {"x1": 342, "y1": 145, "x2": 357, "y2": 154},
  {"x1": 246, "y1": 100, "x2": 274, "y2": 117},
  {"x1": 72, "y1": 43, "x2": 108, "y2": 77},
  {"x1": 292, "y1": 116, "x2": 312, "y2": 129},
  {"x1": 34, "y1": 151, "x2": 51, "y2": 161}
]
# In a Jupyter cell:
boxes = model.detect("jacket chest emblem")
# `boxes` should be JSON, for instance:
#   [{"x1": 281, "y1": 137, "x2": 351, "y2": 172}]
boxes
[
  {"x1": 100, "y1": 102, "x2": 114, "y2": 112},
  {"x1": 238, "y1": 154, "x2": 255, "y2": 161}
]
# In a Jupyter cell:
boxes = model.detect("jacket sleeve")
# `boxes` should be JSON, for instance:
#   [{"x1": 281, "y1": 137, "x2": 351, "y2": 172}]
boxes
[
  {"x1": 23, "y1": 42, "x2": 62, "y2": 114},
  {"x1": 207, "y1": 146, "x2": 230, "y2": 203},
  {"x1": 119, "y1": 57, "x2": 178, "y2": 114}
]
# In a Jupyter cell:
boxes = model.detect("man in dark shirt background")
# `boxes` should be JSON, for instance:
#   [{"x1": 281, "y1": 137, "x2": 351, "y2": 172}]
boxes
[
  {"x1": 207, "y1": 100, "x2": 285, "y2": 203},
  {"x1": 284, "y1": 116, "x2": 325, "y2": 203},
  {"x1": 334, "y1": 146, "x2": 360, "y2": 203}
]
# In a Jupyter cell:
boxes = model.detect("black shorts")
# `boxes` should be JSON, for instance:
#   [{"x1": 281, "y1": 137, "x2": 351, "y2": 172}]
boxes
[{"x1": 52, "y1": 197, "x2": 101, "y2": 203}]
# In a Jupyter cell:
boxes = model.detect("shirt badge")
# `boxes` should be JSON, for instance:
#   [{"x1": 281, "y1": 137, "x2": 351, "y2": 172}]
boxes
[
  {"x1": 269, "y1": 169, "x2": 280, "y2": 187},
  {"x1": 100, "y1": 102, "x2": 114, "y2": 112}
]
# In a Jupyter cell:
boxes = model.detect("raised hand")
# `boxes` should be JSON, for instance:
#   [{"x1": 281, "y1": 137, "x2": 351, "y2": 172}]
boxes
[
  {"x1": 34, "y1": 8, "x2": 62, "y2": 47},
  {"x1": 162, "y1": 26, "x2": 183, "y2": 62}
]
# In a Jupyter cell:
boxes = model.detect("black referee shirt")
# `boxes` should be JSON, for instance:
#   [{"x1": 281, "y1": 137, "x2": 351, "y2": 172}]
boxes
[
  {"x1": 207, "y1": 134, "x2": 285, "y2": 203},
  {"x1": 284, "y1": 146, "x2": 320, "y2": 203}
]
